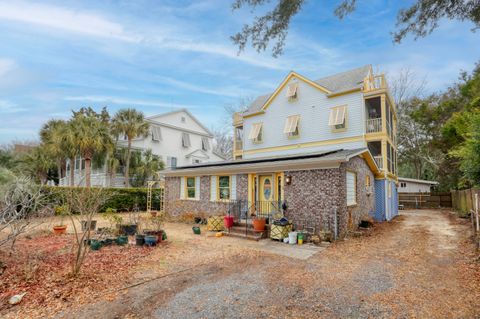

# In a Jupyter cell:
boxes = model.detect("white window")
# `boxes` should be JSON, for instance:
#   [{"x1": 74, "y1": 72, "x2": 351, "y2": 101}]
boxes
[
  {"x1": 284, "y1": 115, "x2": 300, "y2": 137},
  {"x1": 201, "y1": 137, "x2": 210, "y2": 151},
  {"x1": 167, "y1": 156, "x2": 177, "y2": 168},
  {"x1": 181, "y1": 132, "x2": 191, "y2": 148},
  {"x1": 151, "y1": 125, "x2": 162, "y2": 141},
  {"x1": 400, "y1": 182, "x2": 406, "y2": 188},
  {"x1": 286, "y1": 82, "x2": 298, "y2": 99},
  {"x1": 193, "y1": 159, "x2": 201, "y2": 164},
  {"x1": 248, "y1": 123, "x2": 263, "y2": 143},
  {"x1": 346, "y1": 171, "x2": 357, "y2": 206},
  {"x1": 328, "y1": 105, "x2": 347, "y2": 131}
]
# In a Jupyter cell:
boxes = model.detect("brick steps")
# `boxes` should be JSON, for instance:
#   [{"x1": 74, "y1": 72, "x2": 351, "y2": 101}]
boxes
[{"x1": 223, "y1": 225, "x2": 268, "y2": 241}]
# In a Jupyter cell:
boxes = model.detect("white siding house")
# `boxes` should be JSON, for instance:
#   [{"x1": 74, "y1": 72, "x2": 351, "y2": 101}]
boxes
[
  {"x1": 59, "y1": 109, "x2": 224, "y2": 187},
  {"x1": 398, "y1": 177, "x2": 438, "y2": 193}
]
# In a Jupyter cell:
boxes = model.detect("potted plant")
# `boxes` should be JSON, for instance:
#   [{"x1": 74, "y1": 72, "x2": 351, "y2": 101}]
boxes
[
  {"x1": 53, "y1": 205, "x2": 68, "y2": 235},
  {"x1": 118, "y1": 209, "x2": 139, "y2": 236},
  {"x1": 144, "y1": 212, "x2": 165, "y2": 243},
  {"x1": 104, "y1": 208, "x2": 123, "y2": 235},
  {"x1": 251, "y1": 213, "x2": 266, "y2": 232}
]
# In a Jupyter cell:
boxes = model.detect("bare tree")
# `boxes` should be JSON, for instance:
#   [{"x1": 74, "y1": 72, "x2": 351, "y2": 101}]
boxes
[
  {"x1": 63, "y1": 187, "x2": 110, "y2": 276},
  {"x1": 0, "y1": 176, "x2": 50, "y2": 251}
]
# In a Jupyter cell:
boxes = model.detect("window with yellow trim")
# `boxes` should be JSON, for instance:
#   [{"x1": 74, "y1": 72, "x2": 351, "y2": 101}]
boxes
[
  {"x1": 365, "y1": 175, "x2": 371, "y2": 187},
  {"x1": 186, "y1": 177, "x2": 196, "y2": 199},
  {"x1": 218, "y1": 176, "x2": 230, "y2": 200},
  {"x1": 328, "y1": 105, "x2": 347, "y2": 131}
]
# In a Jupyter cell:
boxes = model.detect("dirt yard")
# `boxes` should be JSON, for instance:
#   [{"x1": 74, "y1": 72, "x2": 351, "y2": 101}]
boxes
[{"x1": 2, "y1": 209, "x2": 480, "y2": 318}]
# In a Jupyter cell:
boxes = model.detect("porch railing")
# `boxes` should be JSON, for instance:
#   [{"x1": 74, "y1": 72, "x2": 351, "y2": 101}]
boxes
[
  {"x1": 227, "y1": 200, "x2": 287, "y2": 237},
  {"x1": 366, "y1": 118, "x2": 382, "y2": 133}
]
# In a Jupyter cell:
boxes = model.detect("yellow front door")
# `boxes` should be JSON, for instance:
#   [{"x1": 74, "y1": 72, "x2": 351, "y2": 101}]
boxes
[{"x1": 258, "y1": 175, "x2": 273, "y2": 215}]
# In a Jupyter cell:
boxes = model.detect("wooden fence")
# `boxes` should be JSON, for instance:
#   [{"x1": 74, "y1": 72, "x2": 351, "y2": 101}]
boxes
[
  {"x1": 451, "y1": 188, "x2": 480, "y2": 217},
  {"x1": 399, "y1": 192, "x2": 452, "y2": 209}
]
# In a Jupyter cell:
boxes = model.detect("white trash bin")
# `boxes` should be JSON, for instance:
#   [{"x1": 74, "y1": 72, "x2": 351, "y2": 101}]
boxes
[{"x1": 288, "y1": 231, "x2": 297, "y2": 245}]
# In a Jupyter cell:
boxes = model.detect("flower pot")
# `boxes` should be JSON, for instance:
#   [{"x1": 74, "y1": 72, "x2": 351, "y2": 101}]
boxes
[
  {"x1": 118, "y1": 224, "x2": 138, "y2": 236},
  {"x1": 252, "y1": 218, "x2": 266, "y2": 232},
  {"x1": 53, "y1": 225, "x2": 67, "y2": 235},
  {"x1": 135, "y1": 234, "x2": 145, "y2": 246},
  {"x1": 116, "y1": 235, "x2": 128, "y2": 246},
  {"x1": 150, "y1": 211, "x2": 158, "y2": 217},
  {"x1": 90, "y1": 239, "x2": 102, "y2": 251},
  {"x1": 144, "y1": 235, "x2": 158, "y2": 247},
  {"x1": 192, "y1": 226, "x2": 201, "y2": 235},
  {"x1": 224, "y1": 216, "x2": 234, "y2": 229},
  {"x1": 81, "y1": 220, "x2": 97, "y2": 231}
]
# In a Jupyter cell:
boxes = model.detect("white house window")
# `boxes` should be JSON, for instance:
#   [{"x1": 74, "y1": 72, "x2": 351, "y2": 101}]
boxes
[
  {"x1": 193, "y1": 159, "x2": 201, "y2": 164},
  {"x1": 218, "y1": 176, "x2": 230, "y2": 200},
  {"x1": 167, "y1": 156, "x2": 177, "y2": 167},
  {"x1": 186, "y1": 177, "x2": 196, "y2": 199},
  {"x1": 400, "y1": 182, "x2": 406, "y2": 188},
  {"x1": 329, "y1": 105, "x2": 347, "y2": 131},
  {"x1": 201, "y1": 137, "x2": 210, "y2": 151},
  {"x1": 248, "y1": 123, "x2": 263, "y2": 143},
  {"x1": 181, "y1": 116, "x2": 186, "y2": 123},
  {"x1": 181, "y1": 132, "x2": 191, "y2": 148},
  {"x1": 286, "y1": 82, "x2": 298, "y2": 99},
  {"x1": 346, "y1": 171, "x2": 357, "y2": 206},
  {"x1": 151, "y1": 126, "x2": 162, "y2": 141},
  {"x1": 284, "y1": 115, "x2": 300, "y2": 137}
]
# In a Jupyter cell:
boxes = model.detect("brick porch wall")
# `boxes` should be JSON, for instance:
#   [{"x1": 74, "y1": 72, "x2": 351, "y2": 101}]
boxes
[{"x1": 164, "y1": 175, "x2": 249, "y2": 217}]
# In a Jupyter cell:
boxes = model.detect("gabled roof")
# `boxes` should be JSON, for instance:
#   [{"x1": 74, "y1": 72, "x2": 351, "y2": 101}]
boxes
[
  {"x1": 163, "y1": 148, "x2": 380, "y2": 176},
  {"x1": 146, "y1": 108, "x2": 213, "y2": 136},
  {"x1": 185, "y1": 149, "x2": 210, "y2": 159},
  {"x1": 243, "y1": 65, "x2": 372, "y2": 116}
]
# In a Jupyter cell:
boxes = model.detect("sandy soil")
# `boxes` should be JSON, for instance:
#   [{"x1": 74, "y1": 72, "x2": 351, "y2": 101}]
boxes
[{"x1": 2, "y1": 209, "x2": 479, "y2": 318}]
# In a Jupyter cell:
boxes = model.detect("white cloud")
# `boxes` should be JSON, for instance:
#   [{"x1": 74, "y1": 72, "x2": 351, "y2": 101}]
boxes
[
  {"x1": 64, "y1": 95, "x2": 200, "y2": 109},
  {"x1": 0, "y1": 100, "x2": 27, "y2": 113},
  {"x1": 0, "y1": 1, "x2": 139, "y2": 42}
]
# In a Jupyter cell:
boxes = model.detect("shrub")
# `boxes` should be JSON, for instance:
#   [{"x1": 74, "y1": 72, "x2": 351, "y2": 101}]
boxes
[{"x1": 43, "y1": 186, "x2": 163, "y2": 212}]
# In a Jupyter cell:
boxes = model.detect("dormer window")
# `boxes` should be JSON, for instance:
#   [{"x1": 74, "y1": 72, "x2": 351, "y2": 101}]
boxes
[
  {"x1": 328, "y1": 105, "x2": 347, "y2": 131},
  {"x1": 248, "y1": 123, "x2": 263, "y2": 144},
  {"x1": 286, "y1": 82, "x2": 298, "y2": 100},
  {"x1": 181, "y1": 132, "x2": 191, "y2": 148},
  {"x1": 284, "y1": 115, "x2": 300, "y2": 138}
]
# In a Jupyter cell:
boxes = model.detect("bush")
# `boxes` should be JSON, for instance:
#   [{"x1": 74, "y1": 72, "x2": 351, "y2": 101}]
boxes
[{"x1": 43, "y1": 186, "x2": 163, "y2": 212}]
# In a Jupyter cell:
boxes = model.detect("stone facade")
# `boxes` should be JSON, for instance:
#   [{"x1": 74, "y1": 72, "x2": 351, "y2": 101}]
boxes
[
  {"x1": 164, "y1": 156, "x2": 374, "y2": 239},
  {"x1": 164, "y1": 174, "x2": 249, "y2": 217},
  {"x1": 343, "y1": 156, "x2": 376, "y2": 228}
]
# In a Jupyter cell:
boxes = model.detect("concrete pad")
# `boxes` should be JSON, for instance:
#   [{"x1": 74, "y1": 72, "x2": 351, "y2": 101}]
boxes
[{"x1": 253, "y1": 240, "x2": 325, "y2": 260}]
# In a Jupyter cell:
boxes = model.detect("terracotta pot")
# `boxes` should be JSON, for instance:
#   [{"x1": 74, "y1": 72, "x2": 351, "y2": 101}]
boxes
[
  {"x1": 53, "y1": 225, "x2": 67, "y2": 235},
  {"x1": 150, "y1": 211, "x2": 158, "y2": 217},
  {"x1": 252, "y1": 218, "x2": 266, "y2": 232}
]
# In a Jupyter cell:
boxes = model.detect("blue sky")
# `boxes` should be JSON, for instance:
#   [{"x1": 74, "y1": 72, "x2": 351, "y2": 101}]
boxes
[{"x1": 0, "y1": 0, "x2": 479, "y2": 143}]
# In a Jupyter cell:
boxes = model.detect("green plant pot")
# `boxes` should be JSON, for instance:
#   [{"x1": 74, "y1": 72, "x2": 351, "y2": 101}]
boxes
[
  {"x1": 90, "y1": 239, "x2": 102, "y2": 251},
  {"x1": 192, "y1": 226, "x2": 201, "y2": 235},
  {"x1": 116, "y1": 235, "x2": 128, "y2": 246}
]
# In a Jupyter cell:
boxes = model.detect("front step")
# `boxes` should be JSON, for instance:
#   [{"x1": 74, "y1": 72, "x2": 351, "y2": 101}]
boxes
[{"x1": 223, "y1": 225, "x2": 268, "y2": 241}]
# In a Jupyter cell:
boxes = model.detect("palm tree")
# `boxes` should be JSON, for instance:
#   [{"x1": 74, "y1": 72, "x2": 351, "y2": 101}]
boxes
[
  {"x1": 70, "y1": 111, "x2": 112, "y2": 188},
  {"x1": 111, "y1": 109, "x2": 150, "y2": 187},
  {"x1": 63, "y1": 123, "x2": 79, "y2": 187},
  {"x1": 131, "y1": 149, "x2": 164, "y2": 186},
  {"x1": 18, "y1": 146, "x2": 54, "y2": 184},
  {"x1": 40, "y1": 119, "x2": 67, "y2": 184}
]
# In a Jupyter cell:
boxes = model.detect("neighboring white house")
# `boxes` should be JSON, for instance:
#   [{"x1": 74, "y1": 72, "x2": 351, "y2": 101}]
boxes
[
  {"x1": 59, "y1": 109, "x2": 225, "y2": 187},
  {"x1": 398, "y1": 177, "x2": 438, "y2": 193}
]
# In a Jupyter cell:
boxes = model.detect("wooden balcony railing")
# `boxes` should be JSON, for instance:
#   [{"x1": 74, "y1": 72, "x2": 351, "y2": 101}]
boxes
[
  {"x1": 374, "y1": 156, "x2": 383, "y2": 170},
  {"x1": 233, "y1": 112, "x2": 243, "y2": 126},
  {"x1": 363, "y1": 74, "x2": 387, "y2": 92},
  {"x1": 366, "y1": 118, "x2": 382, "y2": 133}
]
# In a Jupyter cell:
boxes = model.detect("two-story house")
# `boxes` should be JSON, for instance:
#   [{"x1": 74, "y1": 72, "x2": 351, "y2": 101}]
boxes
[
  {"x1": 163, "y1": 65, "x2": 398, "y2": 238},
  {"x1": 59, "y1": 109, "x2": 225, "y2": 187}
]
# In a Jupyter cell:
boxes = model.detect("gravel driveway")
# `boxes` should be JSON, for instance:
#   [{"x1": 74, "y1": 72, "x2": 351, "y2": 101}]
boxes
[{"x1": 60, "y1": 209, "x2": 480, "y2": 319}]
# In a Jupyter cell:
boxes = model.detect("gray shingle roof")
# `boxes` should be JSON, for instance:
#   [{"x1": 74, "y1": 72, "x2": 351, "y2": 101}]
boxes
[{"x1": 243, "y1": 65, "x2": 371, "y2": 115}]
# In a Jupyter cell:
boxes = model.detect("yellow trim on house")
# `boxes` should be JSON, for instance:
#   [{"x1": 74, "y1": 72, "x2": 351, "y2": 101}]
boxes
[
  {"x1": 243, "y1": 135, "x2": 364, "y2": 155},
  {"x1": 327, "y1": 87, "x2": 362, "y2": 98},
  {"x1": 260, "y1": 72, "x2": 331, "y2": 112}
]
